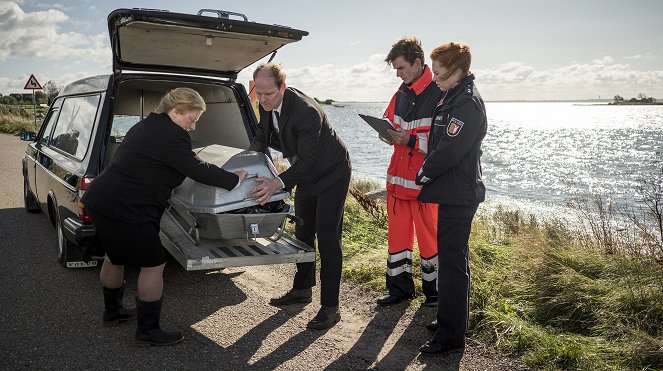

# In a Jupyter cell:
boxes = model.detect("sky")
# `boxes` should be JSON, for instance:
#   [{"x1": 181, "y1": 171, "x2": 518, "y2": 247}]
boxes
[{"x1": 0, "y1": 0, "x2": 662, "y2": 102}]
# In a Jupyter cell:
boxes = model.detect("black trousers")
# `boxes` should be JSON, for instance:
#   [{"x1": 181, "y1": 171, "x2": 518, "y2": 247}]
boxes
[
  {"x1": 433, "y1": 204, "x2": 478, "y2": 346},
  {"x1": 292, "y1": 174, "x2": 350, "y2": 307}
]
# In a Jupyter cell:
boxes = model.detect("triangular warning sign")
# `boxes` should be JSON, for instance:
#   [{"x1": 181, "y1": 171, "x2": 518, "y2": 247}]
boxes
[{"x1": 24, "y1": 74, "x2": 42, "y2": 90}]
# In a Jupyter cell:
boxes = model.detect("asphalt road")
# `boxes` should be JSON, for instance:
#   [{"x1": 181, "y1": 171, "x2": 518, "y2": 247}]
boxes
[{"x1": 0, "y1": 133, "x2": 523, "y2": 370}]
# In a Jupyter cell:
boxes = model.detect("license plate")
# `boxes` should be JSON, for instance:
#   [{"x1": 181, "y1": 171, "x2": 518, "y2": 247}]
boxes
[{"x1": 66, "y1": 260, "x2": 98, "y2": 268}]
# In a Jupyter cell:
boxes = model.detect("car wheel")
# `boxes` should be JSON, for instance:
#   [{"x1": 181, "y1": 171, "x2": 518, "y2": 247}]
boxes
[
  {"x1": 23, "y1": 179, "x2": 41, "y2": 213},
  {"x1": 57, "y1": 215, "x2": 77, "y2": 268}
]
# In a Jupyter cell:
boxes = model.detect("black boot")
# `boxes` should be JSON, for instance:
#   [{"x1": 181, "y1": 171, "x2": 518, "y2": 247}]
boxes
[
  {"x1": 134, "y1": 298, "x2": 183, "y2": 346},
  {"x1": 306, "y1": 306, "x2": 341, "y2": 330},
  {"x1": 102, "y1": 281, "x2": 136, "y2": 327}
]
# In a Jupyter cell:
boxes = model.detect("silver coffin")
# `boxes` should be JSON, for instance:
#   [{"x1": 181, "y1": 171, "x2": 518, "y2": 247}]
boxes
[
  {"x1": 168, "y1": 146, "x2": 291, "y2": 242},
  {"x1": 170, "y1": 146, "x2": 289, "y2": 213}
]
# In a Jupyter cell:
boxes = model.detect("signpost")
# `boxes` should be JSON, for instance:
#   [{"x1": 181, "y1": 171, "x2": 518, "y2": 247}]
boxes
[{"x1": 24, "y1": 74, "x2": 43, "y2": 129}]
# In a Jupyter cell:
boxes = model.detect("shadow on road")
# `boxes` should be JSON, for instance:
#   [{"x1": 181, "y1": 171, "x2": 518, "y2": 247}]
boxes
[
  {"x1": 378, "y1": 306, "x2": 463, "y2": 371},
  {"x1": 319, "y1": 302, "x2": 462, "y2": 370},
  {"x1": 0, "y1": 204, "x2": 333, "y2": 369}
]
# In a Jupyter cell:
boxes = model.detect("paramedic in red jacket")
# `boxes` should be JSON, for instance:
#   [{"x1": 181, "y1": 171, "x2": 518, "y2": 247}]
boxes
[{"x1": 377, "y1": 37, "x2": 445, "y2": 307}]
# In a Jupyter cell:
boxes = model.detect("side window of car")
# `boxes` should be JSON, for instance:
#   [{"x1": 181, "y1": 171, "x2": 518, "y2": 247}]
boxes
[
  {"x1": 38, "y1": 98, "x2": 63, "y2": 145},
  {"x1": 51, "y1": 95, "x2": 101, "y2": 159}
]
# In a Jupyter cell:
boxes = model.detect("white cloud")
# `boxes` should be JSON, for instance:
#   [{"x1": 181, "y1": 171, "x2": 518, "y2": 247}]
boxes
[
  {"x1": 0, "y1": 75, "x2": 26, "y2": 94},
  {"x1": 2, "y1": 2, "x2": 661, "y2": 101},
  {"x1": 0, "y1": 2, "x2": 109, "y2": 63},
  {"x1": 475, "y1": 58, "x2": 663, "y2": 100},
  {"x1": 0, "y1": 69, "x2": 107, "y2": 96},
  {"x1": 236, "y1": 55, "x2": 663, "y2": 102},
  {"x1": 239, "y1": 55, "x2": 400, "y2": 102},
  {"x1": 624, "y1": 53, "x2": 657, "y2": 60},
  {"x1": 33, "y1": 2, "x2": 74, "y2": 12}
]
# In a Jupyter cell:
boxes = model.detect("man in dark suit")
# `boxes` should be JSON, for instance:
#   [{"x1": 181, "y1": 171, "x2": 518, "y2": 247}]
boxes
[{"x1": 249, "y1": 63, "x2": 351, "y2": 330}]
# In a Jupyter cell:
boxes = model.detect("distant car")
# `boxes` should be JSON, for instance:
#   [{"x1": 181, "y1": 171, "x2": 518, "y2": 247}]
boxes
[{"x1": 21, "y1": 8, "x2": 313, "y2": 269}]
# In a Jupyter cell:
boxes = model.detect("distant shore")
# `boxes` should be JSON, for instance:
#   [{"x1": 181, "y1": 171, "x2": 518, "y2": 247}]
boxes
[
  {"x1": 318, "y1": 99, "x2": 663, "y2": 104},
  {"x1": 608, "y1": 101, "x2": 663, "y2": 105}
]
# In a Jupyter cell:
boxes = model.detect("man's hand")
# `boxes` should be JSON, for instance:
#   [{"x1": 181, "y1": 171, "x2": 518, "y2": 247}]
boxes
[
  {"x1": 379, "y1": 134, "x2": 393, "y2": 145},
  {"x1": 387, "y1": 128, "x2": 410, "y2": 145},
  {"x1": 250, "y1": 176, "x2": 282, "y2": 205}
]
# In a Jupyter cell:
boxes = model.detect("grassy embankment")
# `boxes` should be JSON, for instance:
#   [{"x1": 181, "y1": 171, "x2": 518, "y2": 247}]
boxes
[
  {"x1": 0, "y1": 104, "x2": 44, "y2": 134},
  {"x1": 3, "y1": 107, "x2": 661, "y2": 370},
  {"x1": 340, "y1": 179, "x2": 662, "y2": 371}
]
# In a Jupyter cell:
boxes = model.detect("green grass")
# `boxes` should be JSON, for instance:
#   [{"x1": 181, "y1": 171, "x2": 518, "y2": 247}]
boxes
[
  {"x1": 0, "y1": 104, "x2": 41, "y2": 134},
  {"x1": 467, "y1": 209, "x2": 661, "y2": 370},
  {"x1": 341, "y1": 183, "x2": 663, "y2": 370}
]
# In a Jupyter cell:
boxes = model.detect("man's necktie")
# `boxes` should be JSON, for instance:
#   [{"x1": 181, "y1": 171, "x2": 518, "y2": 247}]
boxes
[{"x1": 273, "y1": 111, "x2": 280, "y2": 133}]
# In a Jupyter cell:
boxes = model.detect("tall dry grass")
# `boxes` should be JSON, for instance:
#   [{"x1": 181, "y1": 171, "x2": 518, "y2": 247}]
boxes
[
  {"x1": 0, "y1": 104, "x2": 37, "y2": 133},
  {"x1": 341, "y1": 169, "x2": 663, "y2": 370}
]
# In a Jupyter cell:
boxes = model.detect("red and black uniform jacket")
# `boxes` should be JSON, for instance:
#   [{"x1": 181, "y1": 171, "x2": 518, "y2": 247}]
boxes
[{"x1": 384, "y1": 65, "x2": 444, "y2": 200}]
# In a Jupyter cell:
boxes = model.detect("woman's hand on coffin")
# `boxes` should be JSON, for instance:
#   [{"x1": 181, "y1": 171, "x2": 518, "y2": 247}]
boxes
[
  {"x1": 251, "y1": 176, "x2": 282, "y2": 205},
  {"x1": 235, "y1": 170, "x2": 248, "y2": 183}
]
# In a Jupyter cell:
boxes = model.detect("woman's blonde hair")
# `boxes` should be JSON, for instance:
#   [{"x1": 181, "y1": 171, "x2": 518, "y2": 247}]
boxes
[{"x1": 155, "y1": 87, "x2": 206, "y2": 114}]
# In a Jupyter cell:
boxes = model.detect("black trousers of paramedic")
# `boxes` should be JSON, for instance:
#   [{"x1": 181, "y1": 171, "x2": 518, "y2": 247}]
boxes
[
  {"x1": 292, "y1": 173, "x2": 351, "y2": 308},
  {"x1": 433, "y1": 204, "x2": 479, "y2": 347}
]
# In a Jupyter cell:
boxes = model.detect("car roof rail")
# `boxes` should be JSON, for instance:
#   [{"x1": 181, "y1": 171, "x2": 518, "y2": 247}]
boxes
[
  {"x1": 197, "y1": 9, "x2": 248, "y2": 21},
  {"x1": 131, "y1": 8, "x2": 169, "y2": 12}
]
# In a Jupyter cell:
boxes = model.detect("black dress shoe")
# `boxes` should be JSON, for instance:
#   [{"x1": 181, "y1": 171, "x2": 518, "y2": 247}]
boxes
[
  {"x1": 306, "y1": 306, "x2": 340, "y2": 330},
  {"x1": 270, "y1": 288, "x2": 312, "y2": 306},
  {"x1": 426, "y1": 320, "x2": 439, "y2": 331},
  {"x1": 419, "y1": 339, "x2": 465, "y2": 355},
  {"x1": 376, "y1": 294, "x2": 411, "y2": 306},
  {"x1": 421, "y1": 296, "x2": 438, "y2": 308}
]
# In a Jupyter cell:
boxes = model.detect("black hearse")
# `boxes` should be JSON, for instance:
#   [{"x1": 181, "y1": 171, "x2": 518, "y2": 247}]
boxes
[{"x1": 22, "y1": 8, "x2": 314, "y2": 269}]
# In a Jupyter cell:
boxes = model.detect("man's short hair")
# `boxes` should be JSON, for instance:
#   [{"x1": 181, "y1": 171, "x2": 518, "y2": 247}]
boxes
[
  {"x1": 253, "y1": 63, "x2": 286, "y2": 87},
  {"x1": 385, "y1": 37, "x2": 425, "y2": 66}
]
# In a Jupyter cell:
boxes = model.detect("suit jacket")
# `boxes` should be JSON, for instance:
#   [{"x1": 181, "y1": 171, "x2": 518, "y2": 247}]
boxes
[
  {"x1": 82, "y1": 112, "x2": 239, "y2": 224},
  {"x1": 249, "y1": 87, "x2": 351, "y2": 195}
]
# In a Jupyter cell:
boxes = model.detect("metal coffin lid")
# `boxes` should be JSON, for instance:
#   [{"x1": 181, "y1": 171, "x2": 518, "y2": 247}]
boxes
[{"x1": 170, "y1": 146, "x2": 289, "y2": 213}]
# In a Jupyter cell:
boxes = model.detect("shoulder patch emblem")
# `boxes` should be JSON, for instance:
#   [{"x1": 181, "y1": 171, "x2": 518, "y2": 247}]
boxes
[{"x1": 447, "y1": 118, "x2": 464, "y2": 137}]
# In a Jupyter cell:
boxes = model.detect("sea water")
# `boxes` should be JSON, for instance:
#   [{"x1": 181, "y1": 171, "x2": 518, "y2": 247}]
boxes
[{"x1": 323, "y1": 102, "x2": 663, "y2": 219}]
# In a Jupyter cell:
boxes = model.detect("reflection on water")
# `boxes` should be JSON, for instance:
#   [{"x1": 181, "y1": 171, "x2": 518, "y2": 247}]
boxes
[{"x1": 323, "y1": 102, "x2": 663, "y2": 218}]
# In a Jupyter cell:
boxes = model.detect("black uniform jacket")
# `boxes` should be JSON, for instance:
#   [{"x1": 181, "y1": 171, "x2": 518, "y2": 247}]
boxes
[
  {"x1": 249, "y1": 87, "x2": 351, "y2": 195},
  {"x1": 82, "y1": 112, "x2": 239, "y2": 224},
  {"x1": 416, "y1": 74, "x2": 487, "y2": 205}
]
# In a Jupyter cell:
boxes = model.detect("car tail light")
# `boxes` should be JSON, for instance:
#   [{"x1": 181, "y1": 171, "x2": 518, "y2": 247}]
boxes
[{"x1": 78, "y1": 177, "x2": 94, "y2": 223}]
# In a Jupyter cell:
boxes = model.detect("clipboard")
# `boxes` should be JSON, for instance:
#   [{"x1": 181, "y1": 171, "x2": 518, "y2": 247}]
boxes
[{"x1": 358, "y1": 114, "x2": 396, "y2": 140}]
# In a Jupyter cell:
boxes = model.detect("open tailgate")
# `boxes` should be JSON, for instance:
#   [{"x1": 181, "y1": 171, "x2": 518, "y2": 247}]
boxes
[{"x1": 159, "y1": 208, "x2": 315, "y2": 271}]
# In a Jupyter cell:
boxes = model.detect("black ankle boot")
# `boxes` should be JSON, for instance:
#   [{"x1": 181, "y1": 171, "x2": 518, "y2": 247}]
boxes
[
  {"x1": 134, "y1": 298, "x2": 183, "y2": 346},
  {"x1": 102, "y1": 281, "x2": 136, "y2": 326}
]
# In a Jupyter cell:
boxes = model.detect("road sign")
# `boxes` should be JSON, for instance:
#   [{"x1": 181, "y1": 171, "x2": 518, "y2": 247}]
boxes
[{"x1": 24, "y1": 74, "x2": 42, "y2": 90}]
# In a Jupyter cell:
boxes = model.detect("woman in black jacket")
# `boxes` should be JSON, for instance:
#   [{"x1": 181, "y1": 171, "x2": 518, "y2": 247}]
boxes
[
  {"x1": 82, "y1": 88, "x2": 247, "y2": 346},
  {"x1": 415, "y1": 42, "x2": 487, "y2": 355}
]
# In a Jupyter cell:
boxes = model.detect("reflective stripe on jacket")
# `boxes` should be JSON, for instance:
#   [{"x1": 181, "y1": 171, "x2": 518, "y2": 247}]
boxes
[{"x1": 384, "y1": 65, "x2": 443, "y2": 200}]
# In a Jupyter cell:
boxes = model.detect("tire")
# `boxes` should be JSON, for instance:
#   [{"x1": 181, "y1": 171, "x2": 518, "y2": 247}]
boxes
[
  {"x1": 56, "y1": 215, "x2": 80, "y2": 268},
  {"x1": 56, "y1": 213, "x2": 95, "y2": 269},
  {"x1": 23, "y1": 179, "x2": 41, "y2": 213}
]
